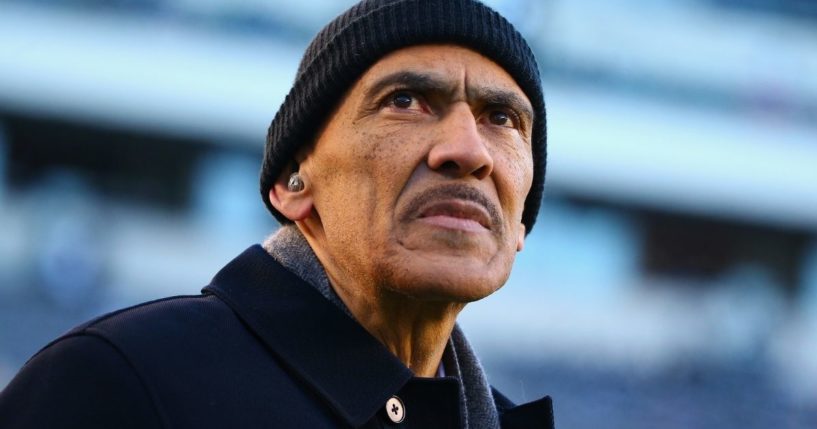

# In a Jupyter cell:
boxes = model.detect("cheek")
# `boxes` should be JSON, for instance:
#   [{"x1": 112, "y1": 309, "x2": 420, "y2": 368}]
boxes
[
  {"x1": 356, "y1": 124, "x2": 428, "y2": 195},
  {"x1": 494, "y1": 147, "x2": 534, "y2": 214},
  {"x1": 312, "y1": 125, "x2": 422, "y2": 225}
]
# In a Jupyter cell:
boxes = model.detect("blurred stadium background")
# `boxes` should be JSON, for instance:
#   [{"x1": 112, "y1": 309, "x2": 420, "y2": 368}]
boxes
[{"x1": 0, "y1": 0, "x2": 816, "y2": 427}]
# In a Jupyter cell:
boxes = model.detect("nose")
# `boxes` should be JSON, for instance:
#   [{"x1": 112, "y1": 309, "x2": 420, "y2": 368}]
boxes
[{"x1": 427, "y1": 104, "x2": 494, "y2": 180}]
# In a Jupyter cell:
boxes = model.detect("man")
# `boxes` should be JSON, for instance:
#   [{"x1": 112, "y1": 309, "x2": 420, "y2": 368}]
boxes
[{"x1": 0, "y1": 0, "x2": 552, "y2": 427}]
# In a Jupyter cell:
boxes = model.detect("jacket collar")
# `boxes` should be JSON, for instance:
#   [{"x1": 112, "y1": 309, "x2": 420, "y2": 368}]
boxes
[{"x1": 202, "y1": 245, "x2": 413, "y2": 427}]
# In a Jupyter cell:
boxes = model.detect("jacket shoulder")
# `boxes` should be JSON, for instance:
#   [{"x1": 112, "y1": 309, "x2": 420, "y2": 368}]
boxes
[
  {"x1": 1, "y1": 294, "x2": 226, "y2": 429},
  {"x1": 0, "y1": 332, "x2": 164, "y2": 428},
  {"x1": 64, "y1": 293, "x2": 223, "y2": 339}
]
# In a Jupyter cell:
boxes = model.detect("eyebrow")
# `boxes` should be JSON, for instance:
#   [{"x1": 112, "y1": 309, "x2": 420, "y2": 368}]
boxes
[
  {"x1": 469, "y1": 86, "x2": 534, "y2": 127},
  {"x1": 364, "y1": 71, "x2": 454, "y2": 101},
  {"x1": 364, "y1": 70, "x2": 534, "y2": 126}
]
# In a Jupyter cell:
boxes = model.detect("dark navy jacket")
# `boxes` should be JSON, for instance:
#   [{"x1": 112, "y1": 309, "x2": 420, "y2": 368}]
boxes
[{"x1": 0, "y1": 245, "x2": 554, "y2": 428}]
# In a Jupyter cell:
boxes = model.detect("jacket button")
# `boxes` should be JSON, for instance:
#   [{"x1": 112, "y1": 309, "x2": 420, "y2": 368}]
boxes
[{"x1": 385, "y1": 396, "x2": 405, "y2": 423}]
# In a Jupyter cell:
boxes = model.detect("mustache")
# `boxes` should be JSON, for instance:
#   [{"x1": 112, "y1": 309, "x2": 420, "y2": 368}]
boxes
[{"x1": 402, "y1": 184, "x2": 502, "y2": 230}]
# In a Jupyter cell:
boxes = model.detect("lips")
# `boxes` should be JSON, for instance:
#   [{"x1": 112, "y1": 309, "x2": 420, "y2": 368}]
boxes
[
  {"x1": 402, "y1": 184, "x2": 502, "y2": 233},
  {"x1": 418, "y1": 200, "x2": 492, "y2": 231}
]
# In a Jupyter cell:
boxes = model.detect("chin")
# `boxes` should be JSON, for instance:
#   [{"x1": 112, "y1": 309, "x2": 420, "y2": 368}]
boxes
[{"x1": 378, "y1": 255, "x2": 513, "y2": 303}]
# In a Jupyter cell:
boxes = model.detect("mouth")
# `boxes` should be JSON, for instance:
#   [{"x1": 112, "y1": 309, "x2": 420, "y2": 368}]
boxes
[
  {"x1": 418, "y1": 200, "x2": 492, "y2": 232},
  {"x1": 404, "y1": 184, "x2": 501, "y2": 233}
]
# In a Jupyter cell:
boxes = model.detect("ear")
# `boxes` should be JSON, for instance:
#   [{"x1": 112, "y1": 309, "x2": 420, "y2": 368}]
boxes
[
  {"x1": 516, "y1": 223, "x2": 526, "y2": 252},
  {"x1": 268, "y1": 166, "x2": 313, "y2": 222}
]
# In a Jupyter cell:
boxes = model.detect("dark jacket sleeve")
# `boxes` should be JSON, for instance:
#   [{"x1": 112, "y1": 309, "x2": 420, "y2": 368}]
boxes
[{"x1": 0, "y1": 334, "x2": 163, "y2": 429}]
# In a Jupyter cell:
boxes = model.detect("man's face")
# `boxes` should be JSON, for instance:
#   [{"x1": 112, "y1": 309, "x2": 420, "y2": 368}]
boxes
[{"x1": 299, "y1": 44, "x2": 534, "y2": 302}]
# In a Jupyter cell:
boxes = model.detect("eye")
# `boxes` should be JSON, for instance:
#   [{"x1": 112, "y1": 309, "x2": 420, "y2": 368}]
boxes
[
  {"x1": 392, "y1": 92, "x2": 414, "y2": 109},
  {"x1": 489, "y1": 110, "x2": 510, "y2": 126},
  {"x1": 485, "y1": 108, "x2": 519, "y2": 129},
  {"x1": 383, "y1": 90, "x2": 429, "y2": 114}
]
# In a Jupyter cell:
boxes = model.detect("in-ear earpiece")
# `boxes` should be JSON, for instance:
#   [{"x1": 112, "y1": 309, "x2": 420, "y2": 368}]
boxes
[{"x1": 287, "y1": 172, "x2": 305, "y2": 192}]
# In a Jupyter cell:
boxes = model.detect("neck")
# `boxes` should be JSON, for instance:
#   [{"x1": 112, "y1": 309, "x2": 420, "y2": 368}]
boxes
[
  {"x1": 332, "y1": 278, "x2": 464, "y2": 377},
  {"x1": 296, "y1": 226, "x2": 464, "y2": 377}
]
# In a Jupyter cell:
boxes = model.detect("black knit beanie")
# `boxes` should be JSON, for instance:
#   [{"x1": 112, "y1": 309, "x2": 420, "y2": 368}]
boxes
[{"x1": 261, "y1": 0, "x2": 546, "y2": 233}]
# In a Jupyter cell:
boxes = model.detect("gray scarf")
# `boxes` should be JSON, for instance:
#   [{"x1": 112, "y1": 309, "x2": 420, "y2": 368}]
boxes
[{"x1": 263, "y1": 225, "x2": 500, "y2": 429}]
